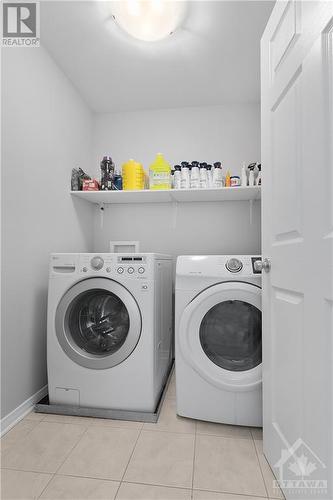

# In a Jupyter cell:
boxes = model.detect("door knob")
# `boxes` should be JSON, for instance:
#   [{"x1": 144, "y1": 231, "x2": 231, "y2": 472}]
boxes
[{"x1": 254, "y1": 258, "x2": 271, "y2": 273}]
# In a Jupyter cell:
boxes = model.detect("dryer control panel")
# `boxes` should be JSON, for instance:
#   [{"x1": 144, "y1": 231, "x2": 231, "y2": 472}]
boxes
[{"x1": 176, "y1": 255, "x2": 262, "y2": 278}]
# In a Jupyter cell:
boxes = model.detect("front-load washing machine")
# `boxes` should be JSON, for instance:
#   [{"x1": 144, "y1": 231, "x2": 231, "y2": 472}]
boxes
[
  {"x1": 175, "y1": 255, "x2": 262, "y2": 427},
  {"x1": 47, "y1": 253, "x2": 173, "y2": 411}
]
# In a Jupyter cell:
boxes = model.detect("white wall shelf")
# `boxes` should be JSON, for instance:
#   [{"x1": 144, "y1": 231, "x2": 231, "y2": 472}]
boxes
[{"x1": 71, "y1": 186, "x2": 261, "y2": 205}]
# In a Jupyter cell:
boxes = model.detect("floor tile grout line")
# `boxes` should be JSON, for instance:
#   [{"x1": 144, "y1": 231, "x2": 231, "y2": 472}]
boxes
[
  {"x1": 114, "y1": 424, "x2": 144, "y2": 499},
  {"x1": 196, "y1": 433, "x2": 253, "y2": 440},
  {"x1": 192, "y1": 486, "x2": 269, "y2": 499},
  {"x1": 53, "y1": 425, "x2": 91, "y2": 476},
  {"x1": 253, "y1": 435, "x2": 270, "y2": 499},
  {"x1": 0, "y1": 466, "x2": 54, "y2": 475},
  {"x1": 25, "y1": 414, "x2": 46, "y2": 424},
  {"x1": 119, "y1": 479, "x2": 193, "y2": 492},
  {"x1": 36, "y1": 472, "x2": 56, "y2": 499}
]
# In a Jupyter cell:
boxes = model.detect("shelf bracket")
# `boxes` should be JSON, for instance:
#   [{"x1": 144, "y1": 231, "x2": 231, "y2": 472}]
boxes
[{"x1": 99, "y1": 202, "x2": 105, "y2": 229}]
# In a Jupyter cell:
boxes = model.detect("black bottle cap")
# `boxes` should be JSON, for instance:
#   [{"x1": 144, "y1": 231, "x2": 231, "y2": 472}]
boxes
[
  {"x1": 213, "y1": 161, "x2": 221, "y2": 168},
  {"x1": 191, "y1": 161, "x2": 199, "y2": 167},
  {"x1": 181, "y1": 161, "x2": 189, "y2": 168},
  {"x1": 174, "y1": 165, "x2": 182, "y2": 171}
]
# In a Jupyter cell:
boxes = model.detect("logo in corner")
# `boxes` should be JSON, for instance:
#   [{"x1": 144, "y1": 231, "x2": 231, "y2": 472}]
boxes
[
  {"x1": 2, "y1": 2, "x2": 40, "y2": 47},
  {"x1": 274, "y1": 437, "x2": 327, "y2": 495}
]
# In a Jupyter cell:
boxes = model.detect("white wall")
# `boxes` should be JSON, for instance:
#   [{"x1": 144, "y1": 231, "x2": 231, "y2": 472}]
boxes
[
  {"x1": 92, "y1": 105, "x2": 261, "y2": 258},
  {"x1": 1, "y1": 47, "x2": 93, "y2": 421},
  {"x1": 92, "y1": 104, "x2": 260, "y2": 176}
]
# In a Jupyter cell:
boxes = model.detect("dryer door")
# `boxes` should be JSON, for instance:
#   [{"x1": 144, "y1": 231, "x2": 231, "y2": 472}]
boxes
[
  {"x1": 55, "y1": 278, "x2": 141, "y2": 369},
  {"x1": 179, "y1": 281, "x2": 261, "y2": 391}
]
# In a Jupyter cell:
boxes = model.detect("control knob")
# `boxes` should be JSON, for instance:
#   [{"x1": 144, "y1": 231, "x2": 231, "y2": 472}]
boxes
[
  {"x1": 90, "y1": 256, "x2": 104, "y2": 270},
  {"x1": 226, "y1": 258, "x2": 243, "y2": 273}
]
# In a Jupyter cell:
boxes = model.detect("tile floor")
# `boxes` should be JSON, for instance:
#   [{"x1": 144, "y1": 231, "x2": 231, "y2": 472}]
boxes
[{"x1": 1, "y1": 373, "x2": 284, "y2": 500}]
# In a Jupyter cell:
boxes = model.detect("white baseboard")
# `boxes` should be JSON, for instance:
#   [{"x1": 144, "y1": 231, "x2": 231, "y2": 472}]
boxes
[{"x1": 0, "y1": 385, "x2": 48, "y2": 437}]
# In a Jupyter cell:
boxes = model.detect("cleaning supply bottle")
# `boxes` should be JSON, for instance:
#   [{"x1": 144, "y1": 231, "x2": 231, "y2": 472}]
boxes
[
  {"x1": 122, "y1": 159, "x2": 145, "y2": 190},
  {"x1": 204, "y1": 163, "x2": 212, "y2": 187},
  {"x1": 190, "y1": 161, "x2": 200, "y2": 189},
  {"x1": 180, "y1": 161, "x2": 190, "y2": 189},
  {"x1": 253, "y1": 163, "x2": 259, "y2": 184},
  {"x1": 248, "y1": 163, "x2": 256, "y2": 187},
  {"x1": 212, "y1": 162, "x2": 223, "y2": 188},
  {"x1": 113, "y1": 165, "x2": 123, "y2": 190},
  {"x1": 241, "y1": 163, "x2": 248, "y2": 187},
  {"x1": 173, "y1": 165, "x2": 182, "y2": 189},
  {"x1": 256, "y1": 164, "x2": 262, "y2": 185},
  {"x1": 199, "y1": 164, "x2": 208, "y2": 189},
  {"x1": 149, "y1": 153, "x2": 171, "y2": 190},
  {"x1": 100, "y1": 156, "x2": 115, "y2": 191},
  {"x1": 225, "y1": 170, "x2": 231, "y2": 187}
]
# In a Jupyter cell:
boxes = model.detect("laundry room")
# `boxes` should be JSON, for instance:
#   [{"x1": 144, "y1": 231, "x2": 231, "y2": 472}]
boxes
[{"x1": 2, "y1": 2, "x2": 333, "y2": 500}]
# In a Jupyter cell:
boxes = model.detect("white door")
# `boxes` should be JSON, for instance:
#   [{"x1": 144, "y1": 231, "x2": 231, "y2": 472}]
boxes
[{"x1": 261, "y1": 1, "x2": 333, "y2": 498}]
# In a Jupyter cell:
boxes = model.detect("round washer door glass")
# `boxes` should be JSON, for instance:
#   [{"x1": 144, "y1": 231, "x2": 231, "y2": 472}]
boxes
[
  {"x1": 55, "y1": 278, "x2": 142, "y2": 370},
  {"x1": 68, "y1": 289, "x2": 130, "y2": 356},
  {"x1": 199, "y1": 300, "x2": 262, "y2": 372}
]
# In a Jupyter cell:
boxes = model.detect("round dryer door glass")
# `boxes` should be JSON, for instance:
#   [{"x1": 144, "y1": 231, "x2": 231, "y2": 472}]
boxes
[
  {"x1": 67, "y1": 290, "x2": 130, "y2": 356},
  {"x1": 199, "y1": 300, "x2": 262, "y2": 371}
]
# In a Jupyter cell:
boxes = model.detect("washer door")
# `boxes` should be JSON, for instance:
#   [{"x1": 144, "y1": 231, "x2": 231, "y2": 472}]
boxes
[
  {"x1": 55, "y1": 278, "x2": 142, "y2": 369},
  {"x1": 178, "y1": 281, "x2": 262, "y2": 391}
]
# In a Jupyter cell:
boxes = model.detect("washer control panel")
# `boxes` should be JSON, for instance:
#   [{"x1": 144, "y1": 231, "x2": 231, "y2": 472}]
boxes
[{"x1": 77, "y1": 254, "x2": 148, "y2": 277}]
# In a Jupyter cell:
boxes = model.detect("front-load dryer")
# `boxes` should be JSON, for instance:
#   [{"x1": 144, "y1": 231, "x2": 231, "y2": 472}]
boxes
[
  {"x1": 175, "y1": 255, "x2": 262, "y2": 427},
  {"x1": 47, "y1": 253, "x2": 173, "y2": 411}
]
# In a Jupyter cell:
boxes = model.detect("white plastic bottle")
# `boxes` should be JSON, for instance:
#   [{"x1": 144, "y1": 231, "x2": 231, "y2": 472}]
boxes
[
  {"x1": 199, "y1": 165, "x2": 208, "y2": 189},
  {"x1": 174, "y1": 165, "x2": 182, "y2": 189},
  {"x1": 253, "y1": 163, "x2": 259, "y2": 185},
  {"x1": 241, "y1": 163, "x2": 248, "y2": 186},
  {"x1": 210, "y1": 164, "x2": 215, "y2": 186},
  {"x1": 256, "y1": 164, "x2": 262, "y2": 185},
  {"x1": 203, "y1": 164, "x2": 212, "y2": 188},
  {"x1": 248, "y1": 166, "x2": 255, "y2": 187},
  {"x1": 190, "y1": 161, "x2": 200, "y2": 189},
  {"x1": 212, "y1": 162, "x2": 223, "y2": 188},
  {"x1": 180, "y1": 162, "x2": 190, "y2": 189}
]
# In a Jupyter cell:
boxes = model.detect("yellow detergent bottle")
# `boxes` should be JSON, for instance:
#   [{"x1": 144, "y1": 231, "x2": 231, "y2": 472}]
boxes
[
  {"x1": 122, "y1": 159, "x2": 145, "y2": 190},
  {"x1": 149, "y1": 153, "x2": 171, "y2": 190}
]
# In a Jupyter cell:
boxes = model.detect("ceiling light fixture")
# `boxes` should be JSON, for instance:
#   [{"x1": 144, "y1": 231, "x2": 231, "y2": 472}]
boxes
[{"x1": 110, "y1": 0, "x2": 187, "y2": 42}]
